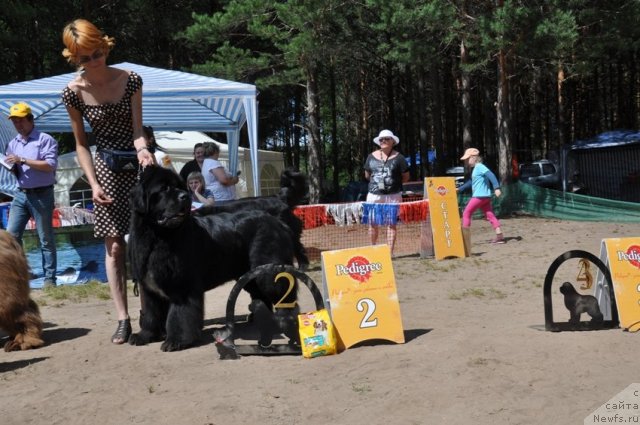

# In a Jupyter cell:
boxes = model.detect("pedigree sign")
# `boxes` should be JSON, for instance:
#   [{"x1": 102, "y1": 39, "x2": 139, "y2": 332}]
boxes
[
  {"x1": 321, "y1": 245, "x2": 404, "y2": 349},
  {"x1": 425, "y1": 177, "x2": 465, "y2": 259},
  {"x1": 596, "y1": 237, "x2": 640, "y2": 331}
]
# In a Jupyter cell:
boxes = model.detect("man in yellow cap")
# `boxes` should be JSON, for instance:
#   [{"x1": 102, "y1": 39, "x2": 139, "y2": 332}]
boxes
[{"x1": 5, "y1": 102, "x2": 59, "y2": 288}]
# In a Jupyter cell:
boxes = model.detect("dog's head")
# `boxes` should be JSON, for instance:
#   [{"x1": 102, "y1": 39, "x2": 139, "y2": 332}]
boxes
[
  {"x1": 279, "y1": 168, "x2": 308, "y2": 207},
  {"x1": 559, "y1": 281, "x2": 576, "y2": 295},
  {"x1": 131, "y1": 166, "x2": 192, "y2": 228}
]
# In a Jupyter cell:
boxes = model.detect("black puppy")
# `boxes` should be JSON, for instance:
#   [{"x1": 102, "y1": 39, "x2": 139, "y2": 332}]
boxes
[
  {"x1": 559, "y1": 281, "x2": 603, "y2": 323},
  {"x1": 128, "y1": 166, "x2": 299, "y2": 351},
  {"x1": 195, "y1": 168, "x2": 309, "y2": 269}
]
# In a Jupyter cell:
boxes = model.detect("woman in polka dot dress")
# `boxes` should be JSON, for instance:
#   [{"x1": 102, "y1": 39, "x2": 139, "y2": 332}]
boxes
[{"x1": 61, "y1": 19, "x2": 156, "y2": 344}]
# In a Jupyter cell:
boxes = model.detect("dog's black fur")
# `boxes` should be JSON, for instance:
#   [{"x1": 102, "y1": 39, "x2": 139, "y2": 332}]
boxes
[
  {"x1": 559, "y1": 281, "x2": 603, "y2": 323},
  {"x1": 127, "y1": 166, "x2": 299, "y2": 351},
  {"x1": 195, "y1": 168, "x2": 309, "y2": 269}
]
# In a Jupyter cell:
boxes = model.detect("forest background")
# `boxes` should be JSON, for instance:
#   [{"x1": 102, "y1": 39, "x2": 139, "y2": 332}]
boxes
[{"x1": 2, "y1": 0, "x2": 639, "y2": 203}]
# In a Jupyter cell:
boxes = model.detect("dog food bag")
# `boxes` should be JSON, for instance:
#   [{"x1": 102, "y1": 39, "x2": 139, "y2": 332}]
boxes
[{"x1": 298, "y1": 309, "x2": 338, "y2": 358}]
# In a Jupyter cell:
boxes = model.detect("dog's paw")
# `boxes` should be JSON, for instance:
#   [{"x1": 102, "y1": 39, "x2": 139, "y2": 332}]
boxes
[
  {"x1": 129, "y1": 329, "x2": 166, "y2": 346},
  {"x1": 160, "y1": 340, "x2": 188, "y2": 352},
  {"x1": 4, "y1": 340, "x2": 19, "y2": 352},
  {"x1": 128, "y1": 332, "x2": 151, "y2": 346}
]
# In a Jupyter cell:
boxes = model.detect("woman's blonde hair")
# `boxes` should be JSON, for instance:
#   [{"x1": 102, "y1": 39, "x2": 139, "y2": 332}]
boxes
[
  {"x1": 203, "y1": 142, "x2": 220, "y2": 157},
  {"x1": 186, "y1": 171, "x2": 206, "y2": 189},
  {"x1": 61, "y1": 19, "x2": 115, "y2": 67}
]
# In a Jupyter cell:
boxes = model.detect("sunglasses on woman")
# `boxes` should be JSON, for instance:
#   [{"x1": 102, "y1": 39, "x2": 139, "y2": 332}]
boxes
[{"x1": 77, "y1": 50, "x2": 104, "y2": 65}]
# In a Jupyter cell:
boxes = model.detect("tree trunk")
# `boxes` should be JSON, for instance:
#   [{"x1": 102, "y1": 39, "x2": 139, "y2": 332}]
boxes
[
  {"x1": 417, "y1": 68, "x2": 430, "y2": 177},
  {"x1": 496, "y1": 48, "x2": 511, "y2": 183},
  {"x1": 460, "y1": 39, "x2": 472, "y2": 149},
  {"x1": 359, "y1": 68, "x2": 370, "y2": 174},
  {"x1": 293, "y1": 88, "x2": 302, "y2": 170},
  {"x1": 330, "y1": 62, "x2": 339, "y2": 197},
  {"x1": 305, "y1": 66, "x2": 323, "y2": 204},
  {"x1": 430, "y1": 63, "x2": 445, "y2": 175},
  {"x1": 557, "y1": 62, "x2": 565, "y2": 152}
]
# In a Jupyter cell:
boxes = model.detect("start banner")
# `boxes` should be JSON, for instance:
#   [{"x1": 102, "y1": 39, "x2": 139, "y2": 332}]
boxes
[{"x1": 425, "y1": 177, "x2": 465, "y2": 260}]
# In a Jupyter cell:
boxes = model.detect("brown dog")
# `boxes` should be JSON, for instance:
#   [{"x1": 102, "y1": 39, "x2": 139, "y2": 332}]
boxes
[{"x1": 0, "y1": 229, "x2": 44, "y2": 351}]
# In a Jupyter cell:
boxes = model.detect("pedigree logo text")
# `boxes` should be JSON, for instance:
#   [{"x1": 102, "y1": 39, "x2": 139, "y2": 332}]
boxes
[
  {"x1": 334, "y1": 256, "x2": 382, "y2": 283},
  {"x1": 436, "y1": 185, "x2": 447, "y2": 196},
  {"x1": 617, "y1": 245, "x2": 640, "y2": 269}
]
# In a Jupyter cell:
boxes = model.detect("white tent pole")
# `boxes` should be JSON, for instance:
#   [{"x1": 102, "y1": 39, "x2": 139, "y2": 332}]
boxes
[
  {"x1": 226, "y1": 130, "x2": 239, "y2": 174},
  {"x1": 242, "y1": 96, "x2": 260, "y2": 196}
]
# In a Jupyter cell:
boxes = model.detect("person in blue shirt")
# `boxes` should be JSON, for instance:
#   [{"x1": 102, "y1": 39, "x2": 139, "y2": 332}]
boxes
[
  {"x1": 5, "y1": 102, "x2": 59, "y2": 287},
  {"x1": 456, "y1": 148, "x2": 505, "y2": 244}
]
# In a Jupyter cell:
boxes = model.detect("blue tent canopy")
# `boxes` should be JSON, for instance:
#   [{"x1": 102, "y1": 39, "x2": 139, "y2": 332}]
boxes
[
  {"x1": 568, "y1": 130, "x2": 640, "y2": 150},
  {"x1": 0, "y1": 63, "x2": 261, "y2": 195},
  {"x1": 0, "y1": 117, "x2": 18, "y2": 197}
]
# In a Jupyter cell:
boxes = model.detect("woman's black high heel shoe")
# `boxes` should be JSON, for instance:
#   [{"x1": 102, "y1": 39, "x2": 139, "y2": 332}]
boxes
[{"x1": 111, "y1": 318, "x2": 132, "y2": 344}]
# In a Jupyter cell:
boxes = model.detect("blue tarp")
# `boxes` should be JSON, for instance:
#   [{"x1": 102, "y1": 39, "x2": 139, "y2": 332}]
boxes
[
  {"x1": 561, "y1": 129, "x2": 640, "y2": 202},
  {"x1": 568, "y1": 129, "x2": 640, "y2": 150},
  {"x1": 26, "y1": 237, "x2": 106, "y2": 289}
]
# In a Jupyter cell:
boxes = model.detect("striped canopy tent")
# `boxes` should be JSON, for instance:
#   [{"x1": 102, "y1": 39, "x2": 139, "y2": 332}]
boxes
[
  {"x1": 0, "y1": 62, "x2": 260, "y2": 196},
  {"x1": 0, "y1": 117, "x2": 18, "y2": 197}
]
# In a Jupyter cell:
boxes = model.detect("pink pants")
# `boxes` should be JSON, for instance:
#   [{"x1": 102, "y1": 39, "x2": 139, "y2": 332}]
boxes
[{"x1": 462, "y1": 197, "x2": 501, "y2": 229}]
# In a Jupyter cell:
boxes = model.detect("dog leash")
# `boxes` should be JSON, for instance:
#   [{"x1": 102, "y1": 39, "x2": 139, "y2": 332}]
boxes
[{"x1": 137, "y1": 164, "x2": 145, "y2": 181}]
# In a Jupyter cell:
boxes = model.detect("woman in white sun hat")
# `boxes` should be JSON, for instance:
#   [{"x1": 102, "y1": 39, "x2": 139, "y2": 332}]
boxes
[{"x1": 363, "y1": 129, "x2": 410, "y2": 255}]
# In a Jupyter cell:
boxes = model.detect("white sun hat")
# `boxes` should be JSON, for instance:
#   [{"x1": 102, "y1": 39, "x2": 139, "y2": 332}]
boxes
[{"x1": 373, "y1": 129, "x2": 399, "y2": 146}]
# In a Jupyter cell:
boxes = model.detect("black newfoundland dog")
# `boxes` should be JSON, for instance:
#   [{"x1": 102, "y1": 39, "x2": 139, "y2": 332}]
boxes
[
  {"x1": 128, "y1": 166, "x2": 300, "y2": 351},
  {"x1": 195, "y1": 168, "x2": 309, "y2": 269}
]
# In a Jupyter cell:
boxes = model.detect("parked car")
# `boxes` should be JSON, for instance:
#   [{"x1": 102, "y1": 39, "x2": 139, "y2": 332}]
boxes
[
  {"x1": 445, "y1": 166, "x2": 466, "y2": 188},
  {"x1": 402, "y1": 181, "x2": 425, "y2": 200},
  {"x1": 340, "y1": 181, "x2": 368, "y2": 202},
  {"x1": 519, "y1": 159, "x2": 561, "y2": 189},
  {"x1": 402, "y1": 167, "x2": 465, "y2": 200}
]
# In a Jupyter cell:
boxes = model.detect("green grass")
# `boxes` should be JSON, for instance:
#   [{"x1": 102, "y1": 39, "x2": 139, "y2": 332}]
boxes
[
  {"x1": 38, "y1": 280, "x2": 113, "y2": 304},
  {"x1": 467, "y1": 357, "x2": 490, "y2": 367},
  {"x1": 351, "y1": 382, "x2": 372, "y2": 394},
  {"x1": 448, "y1": 287, "x2": 507, "y2": 300}
]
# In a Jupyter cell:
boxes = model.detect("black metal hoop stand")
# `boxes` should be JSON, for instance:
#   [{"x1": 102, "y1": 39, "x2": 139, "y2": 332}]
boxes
[
  {"x1": 215, "y1": 264, "x2": 325, "y2": 358},
  {"x1": 543, "y1": 250, "x2": 619, "y2": 332}
]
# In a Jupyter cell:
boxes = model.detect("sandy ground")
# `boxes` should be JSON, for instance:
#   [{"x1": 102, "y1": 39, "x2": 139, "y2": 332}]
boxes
[{"x1": 2, "y1": 216, "x2": 640, "y2": 425}]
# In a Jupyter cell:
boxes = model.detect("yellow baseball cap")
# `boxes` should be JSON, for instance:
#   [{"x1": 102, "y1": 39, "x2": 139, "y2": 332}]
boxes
[{"x1": 8, "y1": 102, "x2": 32, "y2": 119}]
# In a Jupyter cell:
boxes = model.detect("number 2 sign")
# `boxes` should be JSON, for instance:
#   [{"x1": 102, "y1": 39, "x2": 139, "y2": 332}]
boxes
[{"x1": 321, "y1": 245, "x2": 405, "y2": 349}]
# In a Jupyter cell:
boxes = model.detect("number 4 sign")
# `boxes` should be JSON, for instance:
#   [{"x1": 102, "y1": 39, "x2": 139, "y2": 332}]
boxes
[{"x1": 321, "y1": 245, "x2": 405, "y2": 350}]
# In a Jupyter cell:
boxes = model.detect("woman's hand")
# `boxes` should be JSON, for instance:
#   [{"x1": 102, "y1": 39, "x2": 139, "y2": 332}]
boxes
[
  {"x1": 137, "y1": 148, "x2": 156, "y2": 167},
  {"x1": 92, "y1": 184, "x2": 112, "y2": 205}
]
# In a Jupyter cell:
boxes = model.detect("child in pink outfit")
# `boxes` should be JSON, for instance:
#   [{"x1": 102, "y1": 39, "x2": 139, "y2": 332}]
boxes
[{"x1": 456, "y1": 148, "x2": 505, "y2": 244}]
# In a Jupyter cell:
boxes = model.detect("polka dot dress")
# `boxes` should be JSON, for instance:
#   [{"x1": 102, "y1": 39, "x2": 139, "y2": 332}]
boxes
[{"x1": 62, "y1": 72, "x2": 142, "y2": 238}]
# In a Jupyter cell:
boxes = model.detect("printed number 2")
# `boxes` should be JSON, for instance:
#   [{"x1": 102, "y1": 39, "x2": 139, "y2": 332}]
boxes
[
  {"x1": 273, "y1": 272, "x2": 297, "y2": 309},
  {"x1": 357, "y1": 298, "x2": 378, "y2": 328}
]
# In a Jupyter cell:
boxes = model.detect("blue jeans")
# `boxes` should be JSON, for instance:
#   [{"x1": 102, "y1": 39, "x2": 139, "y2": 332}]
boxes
[{"x1": 7, "y1": 187, "x2": 57, "y2": 283}]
